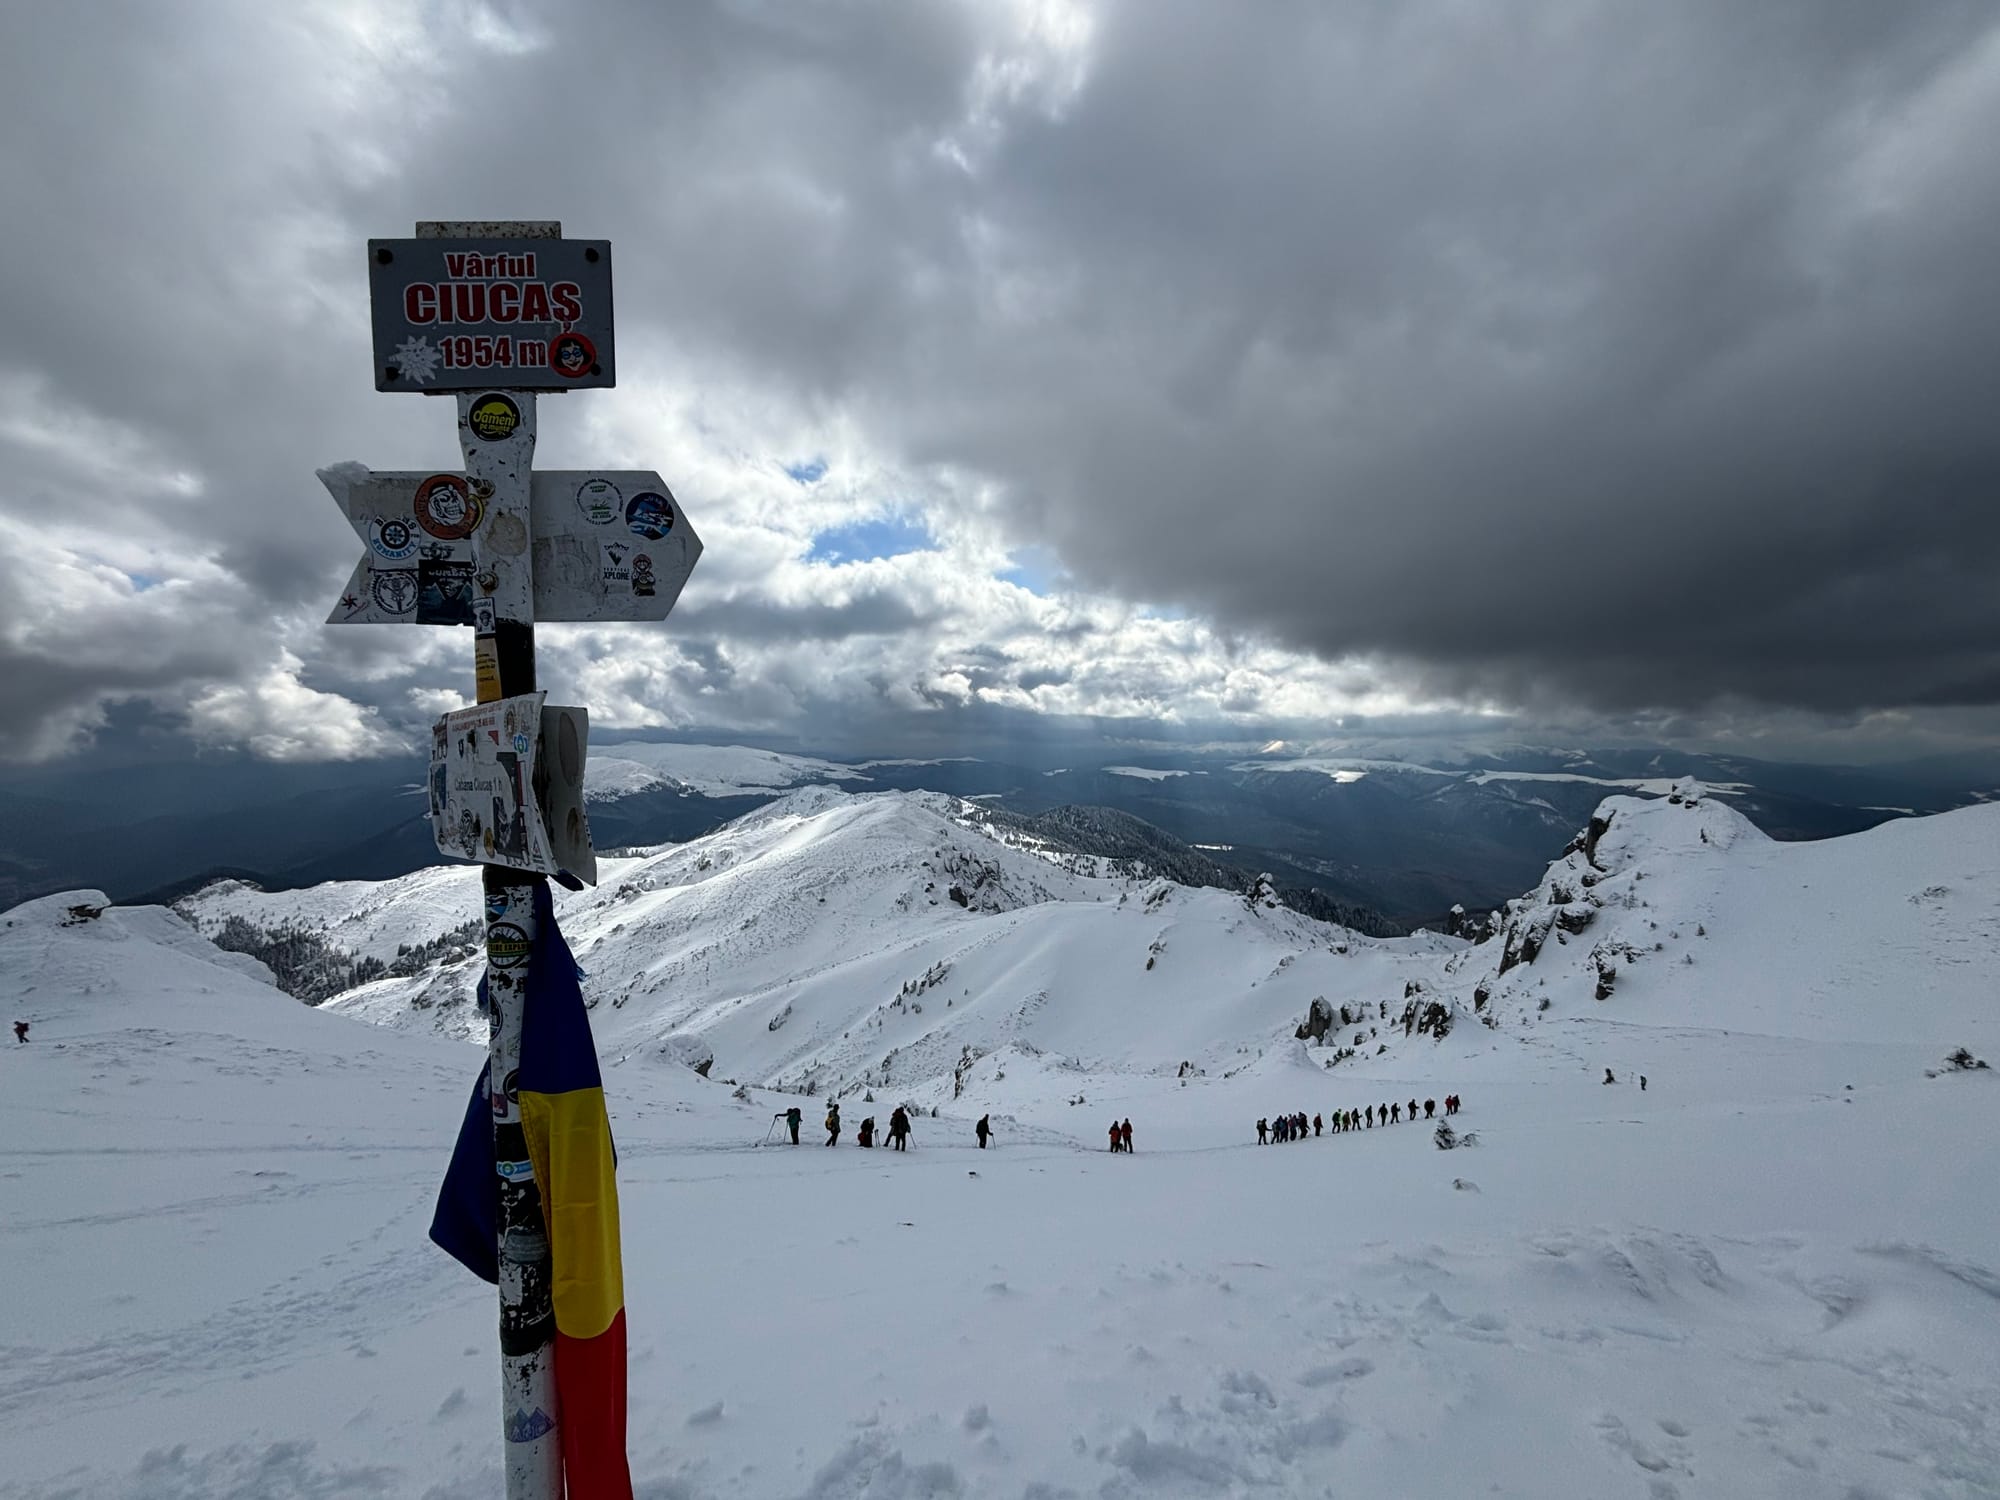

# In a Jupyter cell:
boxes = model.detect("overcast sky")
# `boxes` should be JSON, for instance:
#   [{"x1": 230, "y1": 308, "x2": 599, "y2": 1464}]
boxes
[{"x1": 4, "y1": 0, "x2": 1999, "y2": 768}]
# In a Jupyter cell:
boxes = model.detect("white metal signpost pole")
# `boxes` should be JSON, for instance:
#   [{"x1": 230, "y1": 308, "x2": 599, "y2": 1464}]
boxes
[
  {"x1": 334, "y1": 215, "x2": 687, "y2": 1499},
  {"x1": 424, "y1": 218, "x2": 559, "y2": 1500}
]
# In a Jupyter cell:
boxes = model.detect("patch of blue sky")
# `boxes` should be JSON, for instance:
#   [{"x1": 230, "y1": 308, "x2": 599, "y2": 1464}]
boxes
[
  {"x1": 998, "y1": 544, "x2": 1062, "y2": 596},
  {"x1": 808, "y1": 513, "x2": 935, "y2": 564},
  {"x1": 785, "y1": 457, "x2": 828, "y2": 484},
  {"x1": 124, "y1": 570, "x2": 162, "y2": 592}
]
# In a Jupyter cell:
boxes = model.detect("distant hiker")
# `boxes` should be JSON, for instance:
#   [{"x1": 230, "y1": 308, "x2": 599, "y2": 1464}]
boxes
[
  {"x1": 1121, "y1": 1119, "x2": 1133, "y2": 1152},
  {"x1": 1424, "y1": 1099, "x2": 1435, "y2": 1119},
  {"x1": 1640, "y1": 1075, "x2": 1648, "y2": 1092},
  {"x1": 11, "y1": 1021, "x2": 26, "y2": 1044},
  {"x1": 825, "y1": 1102, "x2": 842, "y2": 1146},
  {"x1": 1379, "y1": 1101, "x2": 1389, "y2": 1126},
  {"x1": 977, "y1": 1114, "x2": 991, "y2": 1148},
  {"x1": 1391, "y1": 1103, "x2": 1401, "y2": 1124},
  {"x1": 890, "y1": 1106, "x2": 911, "y2": 1151},
  {"x1": 1407, "y1": 1098, "x2": 1417, "y2": 1122},
  {"x1": 857, "y1": 1116, "x2": 876, "y2": 1148},
  {"x1": 1364, "y1": 1105, "x2": 1373, "y2": 1128},
  {"x1": 1257, "y1": 1118, "x2": 1268, "y2": 1145},
  {"x1": 1603, "y1": 1068, "x2": 1616, "y2": 1085},
  {"x1": 1109, "y1": 1120, "x2": 1122, "y2": 1152},
  {"x1": 1313, "y1": 1113, "x2": 1322, "y2": 1137},
  {"x1": 785, "y1": 1106, "x2": 802, "y2": 1145}
]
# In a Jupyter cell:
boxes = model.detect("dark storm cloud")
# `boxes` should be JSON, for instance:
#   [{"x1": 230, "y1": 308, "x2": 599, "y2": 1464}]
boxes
[
  {"x1": 377, "y1": 0, "x2": 2000, "y2": 717},
  {"x1": 3, "y1": 0, "x2": 1999, "y2": 764}
]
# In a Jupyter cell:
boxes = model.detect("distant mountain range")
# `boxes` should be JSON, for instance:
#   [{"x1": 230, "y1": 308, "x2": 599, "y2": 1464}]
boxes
[{"x1": 3, "y1": 737, "x2": 1994, "y2": 928}]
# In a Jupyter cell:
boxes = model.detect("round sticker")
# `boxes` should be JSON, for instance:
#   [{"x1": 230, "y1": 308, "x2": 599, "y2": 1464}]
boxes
[
  {"x1": 576, "y1": 477, "x2": 621, "y2": 526},
  {"x1": 369, "y1": 517, "x2": 416, "y2": 560},
  {"x1": 488, "y1": 922, "x2": 531, "y2": 968},
  {"x1": 550, "y1": 331, "x2": 596, "y2": 380},
  {"x1": 413, "y1": 474, "x2": 481, "y2": 540},
  {"x1": 512, "y1": 732, "x2": 530, "y2": 755},
  {"x1": 468, "y1": 393, "x2": 522, "y2": 442},
  {"x1": 626, "y1": 491, "x2": 675, "y2": 540},
  {"x1": 371, "y1": 569, "x2": 418, "y2": 614}
]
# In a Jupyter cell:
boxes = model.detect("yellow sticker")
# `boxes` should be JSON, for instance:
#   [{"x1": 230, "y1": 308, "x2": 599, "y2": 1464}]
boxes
[{"x1": 475, "y1": 636, "x2": 501, "y2": 702}]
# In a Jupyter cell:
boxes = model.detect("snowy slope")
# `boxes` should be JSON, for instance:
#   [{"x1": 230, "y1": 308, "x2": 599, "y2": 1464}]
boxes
[
  {"x1": 311, "y1": 789, "x2": 1451, "y2": 1099},
  {"x1": 585, "y1": 741, "x2": 873, "y2": 797},
  {"x1": 7, "y1": 788, "x2": 2000, "y2": 1496},
  {"x1": 1459, "y1": 782, "x2": 2000, "y2": 1045}
]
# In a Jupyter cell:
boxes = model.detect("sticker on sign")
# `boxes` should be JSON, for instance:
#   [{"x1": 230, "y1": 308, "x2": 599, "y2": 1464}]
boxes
[
  {"x1": 369, "y1": 237, "x2": 614, "y2": 391},
  {"x1": 321, "y1": 466, "x2": 701, "y2": 626}
]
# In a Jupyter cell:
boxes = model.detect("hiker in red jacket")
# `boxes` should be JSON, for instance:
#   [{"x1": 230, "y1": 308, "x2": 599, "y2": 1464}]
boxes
[
  {"x1": 1120, "y1": 1119, "x2": 1133, "y2": 1152},
  {"x1": 1109, "y1": 1120, "x2": 1122, "y2": 1152}
]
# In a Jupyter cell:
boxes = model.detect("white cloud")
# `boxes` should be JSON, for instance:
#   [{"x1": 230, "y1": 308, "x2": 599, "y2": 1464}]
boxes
[{"x1": 185, "y1": 650, "x2": 408, "y2": 760}]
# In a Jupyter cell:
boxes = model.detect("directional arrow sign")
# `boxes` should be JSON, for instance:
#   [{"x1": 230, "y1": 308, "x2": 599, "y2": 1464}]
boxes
[{"x1": 320, "y1": 465, "x2": 701, "y2": 625}]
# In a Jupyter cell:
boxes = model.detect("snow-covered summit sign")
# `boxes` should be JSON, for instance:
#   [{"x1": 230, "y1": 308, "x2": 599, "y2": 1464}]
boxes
[{"x1": 369, "y1": 236, "x2": 614, "y2": 392}]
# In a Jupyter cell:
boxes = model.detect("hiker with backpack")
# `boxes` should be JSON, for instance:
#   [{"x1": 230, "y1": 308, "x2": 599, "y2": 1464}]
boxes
[
  {"x1": 825, "y1": 1101, "x2": 842, "y2": 1146},
  {"x1": 889, "y1": 1106, "x2": 911, "y2": 1151}
]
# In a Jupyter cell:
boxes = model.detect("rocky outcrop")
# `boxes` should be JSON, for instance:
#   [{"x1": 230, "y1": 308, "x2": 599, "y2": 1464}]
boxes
[
  {"x1": 1397, "y1": 994, "x2": 1454, "y2": 1039},
  {"x1": 1295, "y1": 996, "x2": 1336, "y2": 1044},
  {"x1": 659, "y1": 1033, "x2": 715, "y2": 1076},
  {"x1": 1445, "y1": 904, "x2": 1499, "y2": 942}
]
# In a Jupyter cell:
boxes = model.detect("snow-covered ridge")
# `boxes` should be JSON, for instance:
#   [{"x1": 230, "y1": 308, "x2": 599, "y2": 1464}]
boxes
[
  {"x1": 189, "y1": 780, "x2": 2000, "y2": 1111},
  {"x1": 1453, "y1": 780, "x2": 2000, "y2": 1045},
  {"x1": 585, "y1": 741, "x2": 872, "y2": 798},
  {"x1": 252, "y1": 788, "x2": 1421, "y2": 1097}
]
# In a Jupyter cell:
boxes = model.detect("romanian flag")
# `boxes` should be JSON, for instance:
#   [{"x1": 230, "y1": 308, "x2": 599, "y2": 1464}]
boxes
[{"x1": 431, "y1": 882, "x2": 631, "y2": 1499}]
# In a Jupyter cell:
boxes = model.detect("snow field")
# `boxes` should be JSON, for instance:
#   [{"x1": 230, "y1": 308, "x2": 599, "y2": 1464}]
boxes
[{"x1": 7, "y1": 787, "x2": 2000, "y2": 1496}]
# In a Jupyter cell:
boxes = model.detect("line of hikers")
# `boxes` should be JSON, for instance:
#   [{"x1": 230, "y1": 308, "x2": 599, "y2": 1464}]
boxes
[
  {"x1": 1258, "y1": 1093, "x2": 1462, "y2": 1144},
  {"x1": 776, "y1": 1103, "x2": 995, "y2": 1150}
]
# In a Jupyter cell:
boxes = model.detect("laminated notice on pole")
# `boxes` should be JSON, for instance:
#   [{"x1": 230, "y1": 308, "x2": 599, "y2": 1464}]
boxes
[{"x1": 429, "y1": 693, "x2": 560, "y2": 877}]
